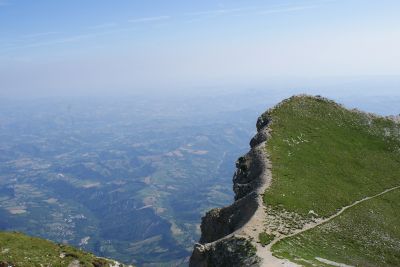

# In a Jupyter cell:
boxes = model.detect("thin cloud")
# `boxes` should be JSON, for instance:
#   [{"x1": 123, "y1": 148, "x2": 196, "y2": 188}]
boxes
[
  {"x1": 21, "y1": 32, "x2": 59, "y2": 39},
  {"x1": 258, "y1": 5, "x2": 320, "y2": 15},
  {"x1": 87, "y1": 22, "x2": 118, "y2": 30},
  {"x1": 1, "y1": 1, "x2": 331, "y2": 54},
  {"x1": 185, "y1": 6, "x2": 258, "y2": 16},
  {"x1": 25, "y1": 28, "x2": 136, "y2": 48},
  {"x1": 185, "y1": 1, "x2": 326, "y2": 18},
  {"x1": 1, "y1": 27, "x2": 137, "y2": 53},
  {"x1": 24, "y1": 34, "x2": 93, "y2": 48},
  {"x1": 128, "y1": 15, "x2": 170, "y2": 23}
]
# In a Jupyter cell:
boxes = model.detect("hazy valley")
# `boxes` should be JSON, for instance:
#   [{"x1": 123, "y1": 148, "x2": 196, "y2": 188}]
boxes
[{"x1": 0, "y1": 92, "x2": 277, "y2": 266}]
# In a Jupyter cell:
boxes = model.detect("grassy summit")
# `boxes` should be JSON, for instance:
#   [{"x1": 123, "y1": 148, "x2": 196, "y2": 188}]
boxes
[
  {"x1": 263, "y1": 95, "x2": 400, "y2": 266},
  {"x1": 0, "y1": 232, "x2": 125, "y2": 267}
]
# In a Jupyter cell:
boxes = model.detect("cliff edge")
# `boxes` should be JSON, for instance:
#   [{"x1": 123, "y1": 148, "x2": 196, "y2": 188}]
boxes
[
  {"x1": 189, "y1": 109, "x2": 273, "y2": 267},
  {"x1": 190, "y1": 95, "x2": 400, "y2": 267}
]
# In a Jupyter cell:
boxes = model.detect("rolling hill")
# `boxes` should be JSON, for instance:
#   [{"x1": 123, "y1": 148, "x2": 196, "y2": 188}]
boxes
[{"x1": 0, "y1": 231, "x2": 130, "y2": 267}]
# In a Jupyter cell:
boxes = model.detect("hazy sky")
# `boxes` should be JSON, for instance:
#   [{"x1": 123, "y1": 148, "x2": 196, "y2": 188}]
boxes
[{"x1": 0, "y1": 0, "x2": 400, "y2": 97}]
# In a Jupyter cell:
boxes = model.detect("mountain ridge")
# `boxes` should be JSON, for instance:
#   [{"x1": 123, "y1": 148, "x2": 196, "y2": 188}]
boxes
[
  {"x1": 190, "y1": 94, "x2": 400, "y2": 267},
  {"x1": 189, "y1": 96, "x2": 273, "y2": 266}
]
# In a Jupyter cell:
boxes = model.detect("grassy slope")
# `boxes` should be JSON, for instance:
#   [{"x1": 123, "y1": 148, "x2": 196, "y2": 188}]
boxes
[
  {"x1": 0, "y1": 232, "x2": 121, "y2": 267},
  {"x1": 273, "y1": 189, "x2": 400, "y2": 266},
  {"x1": 263, "y1": 95, "x2": 400, "y2": 266}
]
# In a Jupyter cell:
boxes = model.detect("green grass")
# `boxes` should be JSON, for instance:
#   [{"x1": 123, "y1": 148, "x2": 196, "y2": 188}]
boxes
[
  {"x1": 0, "y1": 232, "x2": 121, "y2": 267},
  {"x1": 258, "y1": 232, "x2": 275, "y2": 247},
  {"x1": 264, "y1": 95, "x2": 400, "y2": 217},
  {"x1": 272, "y1": 189, "x2": 400, "y2": 266},
  {"x1": 262, "y1": 95, "x2": 400, "y2": 266}
]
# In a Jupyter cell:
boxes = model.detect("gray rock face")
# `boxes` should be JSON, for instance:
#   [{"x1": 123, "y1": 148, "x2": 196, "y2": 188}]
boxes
[
  {"x1": 250, "y1": 130, "x2": 269, "y2": 148},
  {"x1": 190, "y1": 236, "x2": 260, "y2": 267},
  {"x1": 189, "y1": 113, "x2": 271, "y2": 267},
  {"x1": 233, "y1": 149, "x2": 266, "y2": 201},
  {"x1": 256, "y1": 113, "x2": 270, "y2": 132},
  {"x1": 388, "y1": 115, "x2": 400, "y2": 123},
  {"x1": 199, "y1": 191, "x2": 258, "y2": 244}
]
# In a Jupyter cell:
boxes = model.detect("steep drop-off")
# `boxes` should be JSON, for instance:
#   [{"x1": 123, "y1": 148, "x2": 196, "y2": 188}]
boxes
[
  {"x1": 190, "y1": 95, "x2": 400, "y2": 267},
  {"x1": 189, "y1": 103, "x2": 273, "y2": 267}
]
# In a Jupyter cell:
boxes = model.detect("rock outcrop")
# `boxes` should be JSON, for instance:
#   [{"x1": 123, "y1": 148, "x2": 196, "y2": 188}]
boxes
[
  {"x1": 189, "y1": 113, "x2": 272, "y2": 267},
  {"x1": 388, "y1": 114, "x2": 400, "y2": 123}
]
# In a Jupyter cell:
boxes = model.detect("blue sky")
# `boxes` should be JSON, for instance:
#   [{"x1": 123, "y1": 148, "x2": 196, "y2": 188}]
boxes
[{"x1": 1, "y1": 0, "x2": 400, "y2": 97}]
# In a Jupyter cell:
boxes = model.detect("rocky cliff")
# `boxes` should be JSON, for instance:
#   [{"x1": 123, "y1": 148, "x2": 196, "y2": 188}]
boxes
[
  {"x1": 189, "y1": 112, "x2": 272, "y2": 267},
  {"x1": 190, "y1": 95, "x2": 400, "y2": 267},
  {"x1": 388, "y1": 114, "x2": 400, "y2": 123}
]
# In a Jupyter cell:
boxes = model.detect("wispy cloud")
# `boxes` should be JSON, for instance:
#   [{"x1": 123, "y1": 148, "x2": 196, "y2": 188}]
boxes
[
  {"x1": 21, "y1": 32, "x2": 59, "y2": 39},
  {"x1": 258, "y1": 5, "x2": 319, "y2": 15},
  {"x1": 1, "y1": 27, "x2": 138, "y2": 53},
  {"x1": 1, "y1": 1, "x2": 330, "y2": 54},
  {"x1": 87, "y1": 22, "x2": 117, "y2": 30},
  {"x1": 185, "y1": 6, "x2": 257, "y2": 16},
  {"x1": 183, "y1": 2, "x2": 320, "y2": 19},
  {"x1": 128, "y1": 15, "x2": 170, "y2": 23},
  {"x1": 22, "y1": 34, "x2": 93, "y2": 48},
  {"x1": 2, "y1": 14, "x2": 171, "y2": 53},
  {"x1": 24, "y1": 27, "x2": 137, "y2": 48},
  {"x1": 185, "y1": 1, "x2": 327, "y2": 18}
]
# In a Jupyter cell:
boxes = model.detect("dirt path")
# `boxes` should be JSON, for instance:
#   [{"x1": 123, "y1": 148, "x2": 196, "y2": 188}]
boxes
[
  {"x1": 261, "y1": 185, "x2": 400, "y2": 266},
  {"x1": 193, "y1": 114, "x2": 400, "y2": 267},
  {"x1": 230, "y1": 126, "x2": 301, "y2": 266}
]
